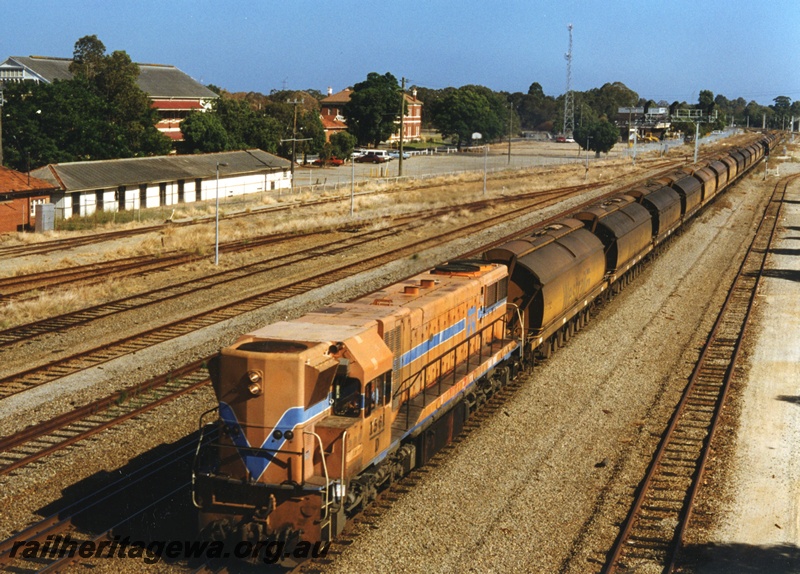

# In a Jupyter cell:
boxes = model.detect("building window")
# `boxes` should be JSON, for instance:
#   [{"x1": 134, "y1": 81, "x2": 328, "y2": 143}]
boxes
[
  {"x1": 29, "y1": 198, "x2": 45, "y2": 217},
  {"x1": 95, "y1": 190, "x2": 104, "y2": 212},
  {"x1": 159, "y1": 182, "x2": 167, "y2": 206}
]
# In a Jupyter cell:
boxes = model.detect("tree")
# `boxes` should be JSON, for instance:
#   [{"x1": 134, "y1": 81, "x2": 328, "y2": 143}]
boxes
[
  {"x1": 772, "y1": 96, "x2": 792, "y2": 128},
  {"x1": 330, "y1": 131, "x2": 357, "y2": 160},
  {"x1": 509, "y1": 82, "x2": 559, "y2": 131},
  {"x1": 69, "y1": 35, "x2": 106, "y2": 81},
  {"x1": 343, "y1": 72, "x2": 403, "y2": 147},
  {"x1": 179, "y1": 111, "x2": 230, "y2": 153},
  {"x1": 429, "y1": 85, "x2": 506, "y2": 148},
  {"x1": 573, "y1": 119, "x2": 619, "y2": 157},
  {"x1": 579, "y1": 82, "x2": 638, "y2": 122},
  {"x1": 698, "y1": 90, "x2": 715, "y2": 116}
]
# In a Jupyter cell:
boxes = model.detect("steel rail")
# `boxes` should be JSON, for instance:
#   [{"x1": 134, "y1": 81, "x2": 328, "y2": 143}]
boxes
[
  {"x1": 0, "y1": 183, "x2": 605, "y2": 400},
  {"x1": 0, "y1": 357, "x2": 213, "y2": 476},
  {"x1": 602, "y1": 171, "x2": 793, "y2": 574}
]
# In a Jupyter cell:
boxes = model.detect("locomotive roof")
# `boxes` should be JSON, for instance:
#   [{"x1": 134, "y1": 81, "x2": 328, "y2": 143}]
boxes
[{"x1": 238, "y1": 262, "x2": 507, "y2": 344}]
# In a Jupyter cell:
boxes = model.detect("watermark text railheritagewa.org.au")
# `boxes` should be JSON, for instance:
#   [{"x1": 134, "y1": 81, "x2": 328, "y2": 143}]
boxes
[{"x1": 9, "y1": 534, "x2": 330, "y2": 565}]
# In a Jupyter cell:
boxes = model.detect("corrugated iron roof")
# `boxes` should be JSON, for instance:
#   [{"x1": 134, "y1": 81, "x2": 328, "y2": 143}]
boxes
[
  {"x1": 29, "y1": 150, "x2": 291, "y2": 192},
  {"x1": 5, "y1": 56, "x2": 218, "y2": 100}
]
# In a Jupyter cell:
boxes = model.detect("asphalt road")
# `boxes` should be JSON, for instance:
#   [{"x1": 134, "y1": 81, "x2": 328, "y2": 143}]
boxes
[{"x1": 292, "y1": 134, "x2": 704, "y2": 190}]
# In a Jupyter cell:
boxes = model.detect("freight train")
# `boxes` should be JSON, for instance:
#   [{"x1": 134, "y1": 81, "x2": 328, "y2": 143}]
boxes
[{"x1": 192, "y1": 133, "x2": 777, "y2": 558}]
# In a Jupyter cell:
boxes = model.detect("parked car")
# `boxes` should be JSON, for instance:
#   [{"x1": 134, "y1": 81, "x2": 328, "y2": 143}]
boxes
[
  {"x1": 350, "y1": 149, "x2": 368, "y2": 159},
  {"x1": 355, "y1": 150, "x2": 392, "y2": 163},
  {"x1": 389, "y1": 150, "x2": 411, "y2": 159},
  {"x1": 312, "y1": 156, "x2": 344, "y2": 167}
]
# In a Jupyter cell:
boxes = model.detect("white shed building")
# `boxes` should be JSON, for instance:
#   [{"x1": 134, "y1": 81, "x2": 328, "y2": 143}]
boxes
[{"x1": 29, "y1": 150, "x2": 292, "y2": 219}]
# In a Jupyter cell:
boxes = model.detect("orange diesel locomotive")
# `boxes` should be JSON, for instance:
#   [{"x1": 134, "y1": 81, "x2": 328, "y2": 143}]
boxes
[{"x1": 193, "y1": 261, "x2": 517, "y2": 550}]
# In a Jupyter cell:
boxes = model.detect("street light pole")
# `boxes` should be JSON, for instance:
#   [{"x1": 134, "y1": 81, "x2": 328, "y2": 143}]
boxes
[
  {"x1": 508, "y1": 101, "x2": 513, "y2": 164},
  {"x1": 214, "y1": 161, "x2": 228, "y2": 265},
  {"x1": 350, "y1": 156, "x2": 355, "y2": 217}
]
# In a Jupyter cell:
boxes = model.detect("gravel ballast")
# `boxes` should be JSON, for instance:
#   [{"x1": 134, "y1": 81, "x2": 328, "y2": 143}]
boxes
[{"x1": 0, "y1": 142, "x2": 779, "y2": 573}]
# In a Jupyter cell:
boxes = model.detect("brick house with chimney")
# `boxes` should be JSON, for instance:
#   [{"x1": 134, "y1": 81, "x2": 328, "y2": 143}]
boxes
[{"x1": 319, "y1": 87, "x2": 423, "y2": 143}]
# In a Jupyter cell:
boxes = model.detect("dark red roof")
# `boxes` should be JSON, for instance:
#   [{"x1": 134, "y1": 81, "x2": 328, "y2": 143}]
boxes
[
  {"x1": 0, "y1": 165, "x2": 57, "y2": 194},
  {"x1": 321, "y1": 116, "x2": 347, "y2": 130}
]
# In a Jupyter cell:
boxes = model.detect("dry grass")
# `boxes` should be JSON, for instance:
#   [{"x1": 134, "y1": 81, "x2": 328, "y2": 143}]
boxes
[
  {"x1": 0, "y1": 281, "x2": 129, "y2": 329},
  {"x1": 2, "y1": 139, "x2": 763, "y2": 326}
]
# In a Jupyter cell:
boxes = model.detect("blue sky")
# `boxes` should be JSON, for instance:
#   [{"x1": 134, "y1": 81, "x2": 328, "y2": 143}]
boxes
[{"x1": 3, "y1": 0, "x2": 799, "y2": 105}]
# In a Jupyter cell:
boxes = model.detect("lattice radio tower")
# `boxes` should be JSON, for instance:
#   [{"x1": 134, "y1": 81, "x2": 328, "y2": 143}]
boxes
[{"x1": 562, "y1": 23, "x2": 575, "y2": 137}]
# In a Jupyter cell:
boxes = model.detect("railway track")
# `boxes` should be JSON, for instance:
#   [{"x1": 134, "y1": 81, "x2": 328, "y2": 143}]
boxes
[
  {"x1": 0, "y1": 154, "x2": 681, "y2": 261},
  {"x1": 0, "y1": 182, "x2": 611, "y2": 400},
  {"x1": 0, "y1": 190, "x2": 353, "y2": 259},
  {"x1": 0, "y1": 358, "x2": 212, "y2": 477},
  {"x1": 601, "y1": 172, "x2": 793, "y2": 573},
  {"x1": 0, "y1": 433, "x2": 200, "y2": 573},
  {"x1": 0, "y1": 178, "x2": 612, "y2": 303},
  {"x1": 0, "y1": 228, "x2": 309, "y2": 301}
]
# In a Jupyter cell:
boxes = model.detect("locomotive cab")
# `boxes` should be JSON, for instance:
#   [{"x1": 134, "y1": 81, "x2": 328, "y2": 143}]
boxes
[{"x1": 194, "y1": 321, "x2": 393, "y2": 551}]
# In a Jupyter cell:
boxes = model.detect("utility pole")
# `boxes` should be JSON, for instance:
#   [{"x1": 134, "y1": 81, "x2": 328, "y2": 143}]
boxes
[
  {"x1": 281, "y1": 98, "x2": 310, "y2": 193},
  {"x1": 399, "y1": 77, "x2": 405, "y2": 177},
  {"x1": 562, "y1": 23, "x2": 575, "y2": 138}
]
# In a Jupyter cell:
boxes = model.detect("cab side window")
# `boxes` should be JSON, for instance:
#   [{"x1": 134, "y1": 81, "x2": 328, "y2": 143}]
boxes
[
  {"x1": 333, "y1": 376, "x2": 361, "y2": 417},
  {"x1": 364, "y1": 382, "x2": 373, "y2": 417}
]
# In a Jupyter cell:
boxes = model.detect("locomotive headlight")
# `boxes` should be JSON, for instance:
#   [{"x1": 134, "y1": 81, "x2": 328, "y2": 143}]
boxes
[
  {"x1": 284, "y1": 430, "x2": 294, "y2": 441},
  {"x1": 272, "y1": 430, "x2": 283, "y2": 440},
  {"x1": 246, "y1": 370, "x2": 263, "y2": 396}
]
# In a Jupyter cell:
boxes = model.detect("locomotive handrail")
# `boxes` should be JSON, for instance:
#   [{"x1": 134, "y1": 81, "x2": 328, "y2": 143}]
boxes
[
  {"x1": 392, "y1": 315, "x2": 508, "y2": 402},
  {"x1": 393, "y1": 316, "x2": 509, "y2": 429},
  {"x1": 192, "y1": 408, "x2": 221, "y2": 509},
  {"x1": 304, "y1": 430, "x2": 332, "y2": 523},
  {"x1": 339, "y1": 430, "x2": 347, "y2": 506},
  {"x1": 506, "y1": 303, "x2": 525, "y2": 363}
]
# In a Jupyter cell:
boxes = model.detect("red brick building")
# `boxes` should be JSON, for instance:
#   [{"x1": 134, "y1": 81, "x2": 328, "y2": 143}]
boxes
[
  {"x1": 0, "y1": 166, "x2": 56, "y2": 233},
  {"x1": 319, "y1": 88, "x2": 352, "y2": 142},
  {"x1": 0, "y1": 56, "x2": 218, "y2": 142},
  {"x1": 319, "y1": 87, "x2": 423, "y2": 143}
]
